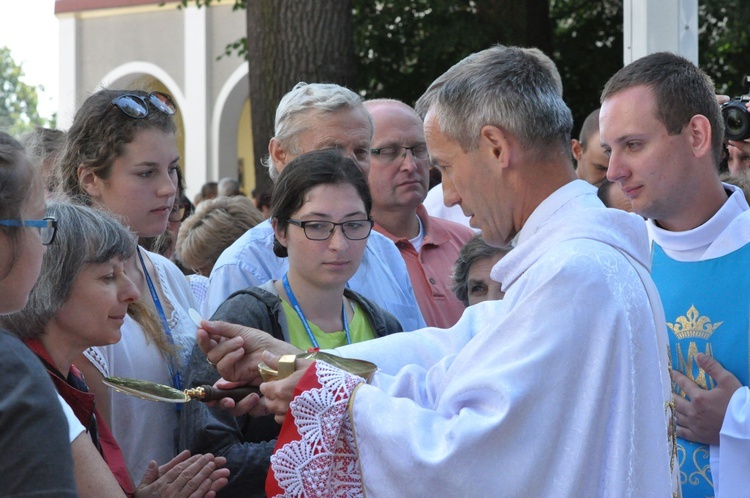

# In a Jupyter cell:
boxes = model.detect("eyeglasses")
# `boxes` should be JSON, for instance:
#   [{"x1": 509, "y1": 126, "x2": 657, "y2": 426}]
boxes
[
  {"x1": 0, "y1": 217, "x2": 58, "y2": 245},
  {"x1": 287, "y1": 219, "x2": 374, "y2": 241},
  {"x1": 107, "y1": 91, "x2": 176, "y2": 119},
  {"x1": 370, "y1": 144, "x2": 429, "y2": 164},
  {"x1": 168, "y1": 202, "x2": 190, "y2": 223}
]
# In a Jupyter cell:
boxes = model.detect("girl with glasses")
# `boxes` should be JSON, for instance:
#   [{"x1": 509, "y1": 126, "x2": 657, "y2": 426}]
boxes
[
  {"x1": 0, "y1": 132, "x2": 78, "y2": 496},
  {"x1": 180, "y1": 149, "x2": 403, "y2": 496},
  {"x1": 0, "y1": 201, "x2": 229, "y2": 497},
  {"x1": 55, "y1": 89, "x2": 201, "y2": 482}
]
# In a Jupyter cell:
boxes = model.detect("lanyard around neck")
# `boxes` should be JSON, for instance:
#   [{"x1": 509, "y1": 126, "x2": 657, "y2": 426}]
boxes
[
  {"x1": 137, "y1": 247, "x2": 183, "y2": 393},
  {"x1": 282, "y1": 273, "x2": 351, "y2": 349}
]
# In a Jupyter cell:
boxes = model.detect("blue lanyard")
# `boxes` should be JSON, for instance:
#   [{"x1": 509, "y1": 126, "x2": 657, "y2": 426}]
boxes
[
  {"x1": 282, "y1": 273, "x2": 351, "y2": 349},
  {"x1": 137, "y1": 247, "x2": 183, "y2": 395}
]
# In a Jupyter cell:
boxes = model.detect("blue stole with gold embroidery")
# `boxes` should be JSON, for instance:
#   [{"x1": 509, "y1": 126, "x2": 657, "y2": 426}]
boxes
[{"x1": 651, "y1": 241, "x2": 750, "y2": 498}]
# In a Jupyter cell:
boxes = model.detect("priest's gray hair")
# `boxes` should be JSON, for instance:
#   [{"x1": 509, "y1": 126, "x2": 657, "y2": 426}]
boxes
[
  {"x1": 415, "y1": 45, "x2": 573, "y2": 158},
  {"x1": 0, "y1": 200, "x2": 136, "y2": 339},
  {"x1": 263, "y1": 82, "x2": 373, "y2": 181}
]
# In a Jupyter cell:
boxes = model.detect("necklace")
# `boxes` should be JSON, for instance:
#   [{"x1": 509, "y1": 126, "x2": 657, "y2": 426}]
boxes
[{"x1": 281, "y1": 273, "x2": 351, "y2": 349}]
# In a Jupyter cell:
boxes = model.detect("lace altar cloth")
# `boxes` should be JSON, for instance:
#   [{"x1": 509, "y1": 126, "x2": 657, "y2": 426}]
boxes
[{"x1": 267, "y1": 361, "x2": 366, "y2": 497}]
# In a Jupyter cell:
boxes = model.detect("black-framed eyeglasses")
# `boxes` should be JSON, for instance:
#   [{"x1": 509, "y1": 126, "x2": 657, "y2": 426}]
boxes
[
  {"x1": 107, "y1": 91, "x2": 176, "y2": 119},
  {"x1": 370, "y1": 143, "x2": 429, "y2": 164},
  {"x1": 287, "y1": 219, "x2": 374, "y2": 241},
  {"x1": 0, "y1": 217, "x2": 58, "y2": 245},
  {"x1": 168, "y1": 202, "x2": 190, "y2": 223}
]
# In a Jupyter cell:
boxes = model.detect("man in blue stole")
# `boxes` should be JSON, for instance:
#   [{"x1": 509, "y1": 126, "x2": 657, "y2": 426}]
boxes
[{"x1": 600, "y1": 52, "x2": 750, "y2": 497}]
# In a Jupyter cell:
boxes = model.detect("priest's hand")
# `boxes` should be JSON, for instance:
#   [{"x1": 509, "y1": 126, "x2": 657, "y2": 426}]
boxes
[
  {"x1": 671, "y1": 353, "x2": 742, "y2": 445},
  {"x1": 197, "y1": 320, "x2": 301, "y2": 384},
  {"x1": 260, "y1": 351, "x2": 314, "y2": 425}
]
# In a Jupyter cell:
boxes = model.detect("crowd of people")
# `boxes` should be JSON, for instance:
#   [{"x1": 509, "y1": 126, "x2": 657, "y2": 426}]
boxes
[{"x1": 2, "y1": 43, "x2": 750, "y2": 497}]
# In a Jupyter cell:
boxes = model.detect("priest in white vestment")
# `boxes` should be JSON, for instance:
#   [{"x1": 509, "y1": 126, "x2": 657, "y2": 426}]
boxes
[{"x1": 199, "y1": 45, "x2": 679, "y2": 497}]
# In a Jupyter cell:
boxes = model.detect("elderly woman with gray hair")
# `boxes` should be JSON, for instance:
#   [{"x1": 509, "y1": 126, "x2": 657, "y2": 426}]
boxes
[
  {"x1": 0, "y1": 201, "x2": 229, "y2": 498},
  {"x1": 451, "y1": 234, "x2": 510, "y2": 306}
]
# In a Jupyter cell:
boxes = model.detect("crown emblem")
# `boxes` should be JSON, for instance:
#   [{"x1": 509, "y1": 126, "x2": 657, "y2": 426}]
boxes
[{"x1": 667, "y1": 305, "x2": 723, "y2": 340}]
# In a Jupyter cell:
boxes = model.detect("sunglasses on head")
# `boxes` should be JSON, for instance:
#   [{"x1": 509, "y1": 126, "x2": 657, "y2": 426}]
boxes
[{"x1": 107, "y1": 91, "x2": 176, "y2": 119}]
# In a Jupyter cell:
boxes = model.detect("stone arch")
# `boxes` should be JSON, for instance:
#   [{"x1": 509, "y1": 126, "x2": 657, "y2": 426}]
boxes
[
  {"x1": 96, "y1": 62, "x2": 195, "y2": 192},
  {"x1": 98, "y1": 62, "x2": 186, "y2": 110},
  {"x1": 212, "y1": 62, "x2": 253, "y2": 191}
]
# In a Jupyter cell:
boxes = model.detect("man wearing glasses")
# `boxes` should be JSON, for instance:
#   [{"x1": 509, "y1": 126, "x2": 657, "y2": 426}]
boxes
[
  {"x1": 364, "y1": 99, "x2": 475, "y2": 328},
  {"x1": 205, "y1": 83, "x2": 425, "y2": 332}
]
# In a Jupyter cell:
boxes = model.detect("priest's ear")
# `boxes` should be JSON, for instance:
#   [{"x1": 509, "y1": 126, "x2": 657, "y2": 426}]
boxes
[
  {"x1": 479, "y1": 125, "x2": 513, "y2": 169},
  {"x1": 686, "y1": 114, "x2": 713, "y2": 159}
]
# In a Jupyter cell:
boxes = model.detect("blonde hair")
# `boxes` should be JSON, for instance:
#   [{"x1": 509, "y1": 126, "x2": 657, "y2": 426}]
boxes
[
  {"x1": 176, "y1": 196, "x2": 263, "y2": 275},
  {"x1": 128, "y1": 300, "x2": 178, "y2": 362}
]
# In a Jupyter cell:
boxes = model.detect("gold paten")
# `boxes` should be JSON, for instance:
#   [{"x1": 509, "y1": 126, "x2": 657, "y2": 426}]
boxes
[
  {"x1": 103, "y1": 377, "x2": 260, "y2": 404},
  {"x1": 257, "y1": 351, "x2": 377, "y2": 383},
  {"x1": 103, "y1": 376, "x2": 189, "y2": 403}
]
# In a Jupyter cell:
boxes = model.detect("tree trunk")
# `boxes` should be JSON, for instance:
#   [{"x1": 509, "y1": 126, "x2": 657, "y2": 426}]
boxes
[{"x1": 246, "y1": 0, "x2": 355, "y2": 193}]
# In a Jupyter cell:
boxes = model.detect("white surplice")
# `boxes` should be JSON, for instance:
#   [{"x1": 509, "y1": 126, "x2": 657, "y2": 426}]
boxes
[{"x1": 330, "y1": 180, "x2": 677, "y2": 497}]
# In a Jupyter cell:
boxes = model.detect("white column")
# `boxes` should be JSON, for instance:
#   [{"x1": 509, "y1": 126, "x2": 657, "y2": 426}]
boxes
[
  {"x1": 57, "y1": 15, "x2": 78, "y2": 129},
  {"x1": 183, "y1": 5, "x2": 209, "y2": 201},
  {"x1": 624, "y1": 0, "x2": 698, "y2": 65}
]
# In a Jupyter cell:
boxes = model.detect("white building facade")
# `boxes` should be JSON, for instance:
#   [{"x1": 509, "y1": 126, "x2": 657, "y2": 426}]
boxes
[{"x1": 55, "y1": 0, "x2": 254, "y2": 200}]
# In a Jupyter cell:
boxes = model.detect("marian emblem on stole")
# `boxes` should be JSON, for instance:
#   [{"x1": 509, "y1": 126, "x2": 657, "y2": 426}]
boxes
[
  {"x1": 668, "y1": 305, "x2": 723, "y2": 495},
  {"x1": 651, "y1": 239, "x2": 750, "y2": 497},
  {"x1": 668, "y1": 305, "x2": 723, "y2": 390}
]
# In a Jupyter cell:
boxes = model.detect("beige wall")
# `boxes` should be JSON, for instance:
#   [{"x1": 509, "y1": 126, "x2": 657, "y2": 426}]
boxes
[{"x1": 79, "y1": 9, "x2": 185, "y2": 93}]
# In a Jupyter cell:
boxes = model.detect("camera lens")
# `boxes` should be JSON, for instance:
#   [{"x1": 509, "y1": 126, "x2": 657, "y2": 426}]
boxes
[
  {"x1": 722, "y1": 101, "x2": 750, "y2": 141},
  {"x1": 727, "y1": 109, "x2": 744, "y2": 132}
]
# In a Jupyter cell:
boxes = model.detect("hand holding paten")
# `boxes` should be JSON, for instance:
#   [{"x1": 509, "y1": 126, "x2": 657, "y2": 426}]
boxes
[
  {"x1": 259, "y1": 351, "x2": 314, "y2": 425},
  {"x1": 197, "y1": 320, "x2": 301, "y2": 384}
]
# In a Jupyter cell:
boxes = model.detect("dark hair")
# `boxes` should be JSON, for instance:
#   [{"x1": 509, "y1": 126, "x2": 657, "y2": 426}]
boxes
[
  {"x1": 451, "y1": 234, "x2": 510, "y2": 306},
  {"x1": 55, "y1": 88, "x2": 178, "y2": 203},
  {"x1": 0, "y1": 201, "x2": 136, "y2": 339},
  {"x1": 0, "y1": 132, "x2": 37, "y2": 279},
  {"x1": 578, "y1": 108, "x2": 600, "y2": 150},
  {"x1": 597, "y1": 179, "x2": 616, "y2": 207},
  {"x1": 601, "y1": 52, "x2": 723, "y2": 164},
  {"x1": 271, "y1": 149, "x2": 372, "y2": 258},
  {"x1": 256, "y1": 190, "x2": 272, "y2": 211},
  {"x1": 201, "y1": 181, "x2": 218, "y2": 199}
]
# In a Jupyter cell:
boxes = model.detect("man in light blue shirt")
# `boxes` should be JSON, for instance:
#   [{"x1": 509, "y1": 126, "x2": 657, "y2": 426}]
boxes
[{"x1": 205, "y1": 83, "x2": 425, "y2": 331}]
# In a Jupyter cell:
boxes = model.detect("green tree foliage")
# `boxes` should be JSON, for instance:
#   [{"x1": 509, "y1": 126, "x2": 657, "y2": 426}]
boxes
[
  {"x1": 699, "y1": 1, "x2": 750, "y2": 96},
  {"x1": 174, "y1": 0, "x2": 750, "y2": 134},
  {"x1": 352, "y1": 0, "x2": 558, "y2": 105},
  {"x1": 551, "y1": 0, "x2": 623, "y2": 133},
  {"x1": 0, "y1": 46, "x2": 49, "y2": 137},
  {"x1": 352, "y1": 1, "x2": 501, "y2": 106}
]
